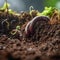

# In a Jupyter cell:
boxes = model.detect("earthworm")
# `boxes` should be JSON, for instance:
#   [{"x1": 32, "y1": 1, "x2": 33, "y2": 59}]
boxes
[
  {"x1": 25, "y1": 16, "x2": 50, "y2": 36},
  {"x1": 25, "y1": 21, "x2": 31, "y2": 36}
]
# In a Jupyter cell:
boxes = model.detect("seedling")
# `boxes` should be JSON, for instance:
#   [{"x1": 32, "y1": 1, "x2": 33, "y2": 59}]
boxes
[
  {"x1": 0, "y1": 0, "x2": 16, "y2": 15},
  {"x1": 10, "y1": 26, "x2": 20, "y2": 35},
  {"x1": 5, "y1": 0, "x2": 8, "y2": 13},
  {"x1": 29, "y1": 6, "x2": 40, "y2": 17}
]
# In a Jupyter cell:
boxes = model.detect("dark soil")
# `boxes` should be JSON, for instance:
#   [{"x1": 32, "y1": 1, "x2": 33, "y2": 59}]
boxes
[{"x1": 0, "y1": 10, "x2": 60, "y2": 60}]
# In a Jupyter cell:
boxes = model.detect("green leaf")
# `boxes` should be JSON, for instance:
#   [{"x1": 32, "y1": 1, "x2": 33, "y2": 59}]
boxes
[
  {"x1": 8, "y1": 9, "x2": 15, "y2": 14},
  {"x1": 41, "y1": 7, "x2": 55, "y2": 16},
  {"x1": 16, "y1": 26, "x2": 20, "y2": 30},
  {"x1": 0, "y1": 2, "x2": 10, "y2": 10}
]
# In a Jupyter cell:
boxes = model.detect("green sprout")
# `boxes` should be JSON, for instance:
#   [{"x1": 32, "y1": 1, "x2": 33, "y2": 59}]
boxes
[
  {"x1": 29, "y1": 6, "x2": 55, "y2": 17},
  {"x1": 40, "y1": 7, "x2": 55, "y2": 17},
  {"x1": 29, "y1": 6, "x2": 34, "y2": 11},
  {"x1": 0, "y1": 0, "x2": 10, "y2": 12},
  {"x1": 29, "y1": 6, "x2": 40, "y2": 17},
  {"x1": 36, "y1": 7, "x2": 55, "y2": 17},
  {"x1": 10, "y1": 26, "x2": 20, "y2": 35},
  {"x1": 0, "y1": 0, "x2": 16, "y2": 14},
  {"x1": 10, "y1": 30, "x2": 17, "y2": 35},
  {"x1": 29, "y1": 6, "x2": 34, "y2": 15},
  {"x1": 5, "y1": 0, "x2": 8, "y2": 13},
  {"x1": 16, "y1": 26, "x2": 20, "y2": 30},
  {"x1": 0, "y1": 2, "x2": 10, "y2": 11}
]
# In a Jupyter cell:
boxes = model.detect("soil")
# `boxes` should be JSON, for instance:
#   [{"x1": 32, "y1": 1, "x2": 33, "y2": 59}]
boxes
[{"x1": 0, "y1": 10, "x2": 60, "y2": 60}]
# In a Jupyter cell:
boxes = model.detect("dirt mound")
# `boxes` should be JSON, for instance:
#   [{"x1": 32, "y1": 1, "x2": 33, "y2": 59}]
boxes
[
  {"x1": 0, "y1": 9, "x2": 60, "y2": 60},
  {"x1": 0, "y1": 23, "x2": 60, "y2": 60}
]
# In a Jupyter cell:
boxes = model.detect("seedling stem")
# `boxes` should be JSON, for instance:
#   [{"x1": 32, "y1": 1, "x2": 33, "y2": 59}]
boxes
[{"x1": 5, "y1": 0, "x2": 8, "y2": 16}]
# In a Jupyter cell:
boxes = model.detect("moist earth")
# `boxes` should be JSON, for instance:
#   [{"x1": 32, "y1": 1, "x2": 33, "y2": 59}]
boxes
[{"x1": 0, "y1": 11, "x2": 60, "y2": 60}]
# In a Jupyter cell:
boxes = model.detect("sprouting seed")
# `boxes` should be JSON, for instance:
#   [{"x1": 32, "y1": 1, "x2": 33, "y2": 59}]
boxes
[{"x1": 5, "y1": 0, "x2": 8, "y2": 12}]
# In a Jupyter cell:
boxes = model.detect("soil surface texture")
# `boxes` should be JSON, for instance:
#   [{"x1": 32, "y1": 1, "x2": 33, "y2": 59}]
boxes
[{"x1": 0, "y1": 10, "x2": 60, "y2": 60}]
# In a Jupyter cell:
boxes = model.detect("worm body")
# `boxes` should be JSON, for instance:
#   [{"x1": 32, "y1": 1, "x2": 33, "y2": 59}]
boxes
[
  {"x1": 25, "y1": 21, "x2": 31, "y2": 36},
  {"x1": 25, "y1": 16, "x2": 50, "y2": 36}
]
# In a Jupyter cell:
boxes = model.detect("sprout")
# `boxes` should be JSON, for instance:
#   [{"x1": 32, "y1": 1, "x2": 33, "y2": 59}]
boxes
[
  {"x1": 0, "y1": 0, "x2": 16, "y2": 14},
  {"x1": 29, "y1": 6, "x2": 40, "y2": 17},
  {"x1": 37, "y1": 7, "x2": 56, "y2": 17},
  {"x1": 29, "y1": 6, "x2": 55, "y2": 17},
  {"x1": 0, "y1": 0, "x2": 10, "y2": 11},
  {"x1": 16, "y1": 26, "x2": 20, "y2": 30},
  {"x1": 10, "y1": 26, "x2": 20, "y2": 35},
  {"x1": 29, "y1": 6, "x2": 34, "y2": 11},
  {"x1": 10, "y1": 29, "x2": 17, "y2": 35},
  {"x1": 29, "y1": 6, "x2": 35, "y2": 15},
  {"x1": 41, "y1": 7, "x2": 55, "y2": 17}
]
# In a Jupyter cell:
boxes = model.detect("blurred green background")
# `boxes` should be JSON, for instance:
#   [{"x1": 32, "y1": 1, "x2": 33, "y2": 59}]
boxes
[{"x1": 0, "y1": 0, "x2": 60, "y2": 12}]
